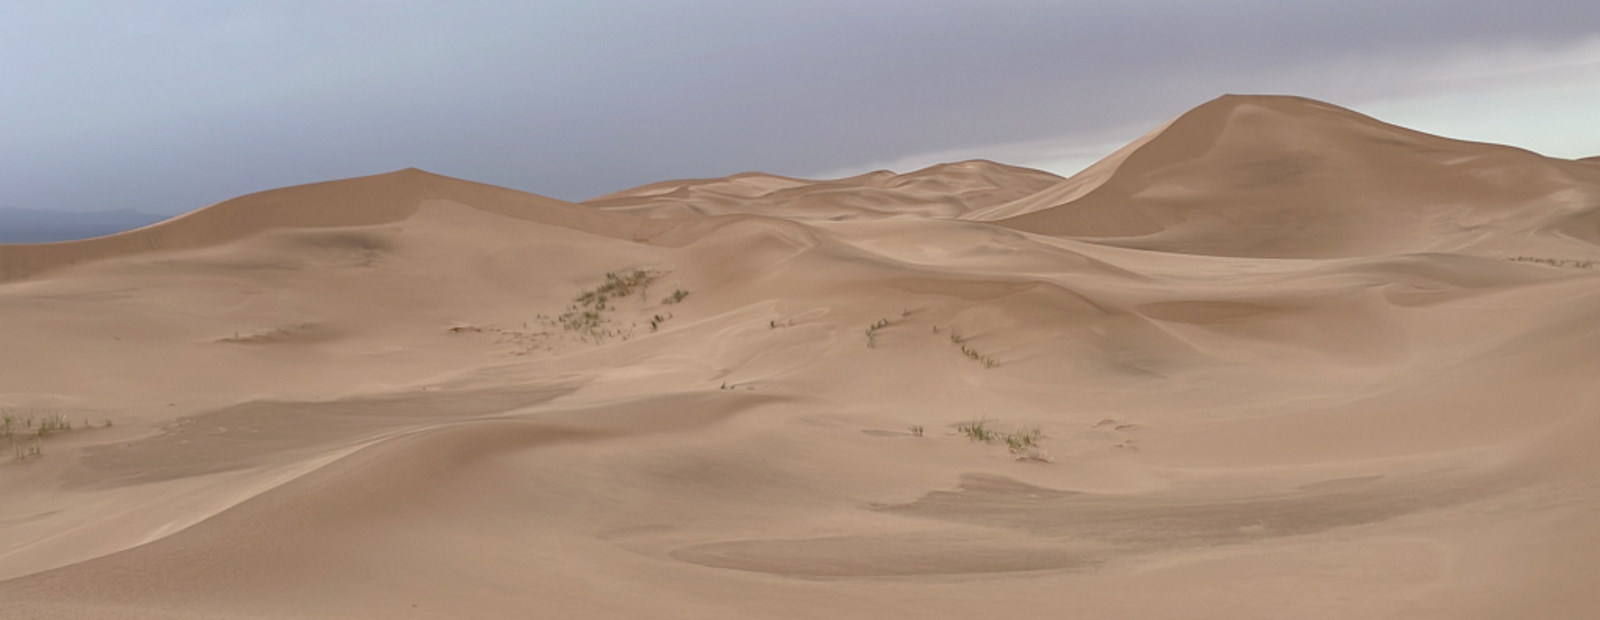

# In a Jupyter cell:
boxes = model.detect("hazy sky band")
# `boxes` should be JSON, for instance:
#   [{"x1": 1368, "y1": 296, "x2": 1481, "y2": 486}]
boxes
[{"x1": 3, "y1": 1, "x2": 1598, "y2": 214}]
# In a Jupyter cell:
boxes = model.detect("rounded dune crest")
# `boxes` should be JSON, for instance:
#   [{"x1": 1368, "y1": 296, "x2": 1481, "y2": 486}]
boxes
[{"x1": 0, "y1": 168, "x2": 644, "y2": 282}]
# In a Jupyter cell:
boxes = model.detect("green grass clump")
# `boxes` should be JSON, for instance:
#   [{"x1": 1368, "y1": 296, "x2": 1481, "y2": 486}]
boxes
[
  {"x1": 577, "y1": 269, "x2": 657, "y2": 307},
  {"x1": 551, "y1": 269, "x2": 676, "y2": 342},
  {"x1": 957, "y1": 418, "x2": 999, "y2": 443},
  {"x1": 1003, "y1": 427, "x2": 1042, "y2": 452}
]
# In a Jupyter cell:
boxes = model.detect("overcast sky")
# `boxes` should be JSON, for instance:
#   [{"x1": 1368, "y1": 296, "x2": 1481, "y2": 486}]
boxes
[{"x1": 4, "y1": 1, "x2": 1599, "y2": 215}]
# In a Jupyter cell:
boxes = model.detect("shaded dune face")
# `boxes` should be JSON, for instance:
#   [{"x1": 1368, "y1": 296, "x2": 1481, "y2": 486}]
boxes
[{"x1": 3, "y1": 95, "x2": 1600, "y2": 620}]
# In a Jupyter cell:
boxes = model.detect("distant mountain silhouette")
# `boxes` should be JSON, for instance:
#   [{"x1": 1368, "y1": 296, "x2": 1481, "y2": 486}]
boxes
[{"x1": 0, "y1": 207, "x2": 168, "y2": 243}]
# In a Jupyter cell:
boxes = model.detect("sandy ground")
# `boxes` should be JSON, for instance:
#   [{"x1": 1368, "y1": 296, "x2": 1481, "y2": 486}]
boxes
[{"x1": 3, "y1": 94, "x2": 1599, "y2": 618}]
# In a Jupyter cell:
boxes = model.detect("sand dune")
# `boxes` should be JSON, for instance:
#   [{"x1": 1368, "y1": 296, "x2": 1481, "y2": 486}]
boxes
[
  {"x1": 0, "y1": 168, "x2": 662, "y2": 283},
  {"x1": 586, "y1": 160, "x2": 1063, "y2": 220},
  {"x1": 3, "y1": 95, "x2": 1599, "y2": 619},
  {"x1": 987, "y1": 95, "x2": 1600, "y2": 259}
]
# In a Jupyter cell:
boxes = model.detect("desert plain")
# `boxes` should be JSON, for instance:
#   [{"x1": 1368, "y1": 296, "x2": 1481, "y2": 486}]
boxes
[{"x1": 2, "y1": 95, "x2": 1599, "y2": 618}]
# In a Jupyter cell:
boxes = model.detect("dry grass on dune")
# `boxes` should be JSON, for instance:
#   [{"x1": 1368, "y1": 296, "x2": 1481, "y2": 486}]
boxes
[{"x1": 2, "y1": 95, "x2": 1600, "y2": 619}]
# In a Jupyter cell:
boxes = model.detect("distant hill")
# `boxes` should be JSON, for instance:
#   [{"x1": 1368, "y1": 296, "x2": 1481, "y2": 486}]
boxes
[{"x1": 0, "y1": 207, "x2": 168, "y2": 243}]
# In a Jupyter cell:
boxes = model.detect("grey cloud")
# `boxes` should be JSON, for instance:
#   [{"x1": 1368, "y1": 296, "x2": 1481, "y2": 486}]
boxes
[{"x1": 2, "y1": 1, "x2": 1598, "y2": 214}]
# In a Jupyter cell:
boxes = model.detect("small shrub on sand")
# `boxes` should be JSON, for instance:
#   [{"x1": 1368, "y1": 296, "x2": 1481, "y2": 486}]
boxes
[
  {"x1": 865, "y1": 318, "x2": 892, "y2": 348},
  {"x1": 955, "y1": 419, "x2": 1048, "y2": 461}
]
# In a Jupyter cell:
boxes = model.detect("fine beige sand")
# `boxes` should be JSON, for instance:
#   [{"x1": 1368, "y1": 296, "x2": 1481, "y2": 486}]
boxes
[{"x1": 3, "y1": 94, "x2": 1599, "y2": 619}]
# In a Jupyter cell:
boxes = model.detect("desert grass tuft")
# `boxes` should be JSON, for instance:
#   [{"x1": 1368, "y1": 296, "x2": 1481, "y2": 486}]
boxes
[
  {"x1": 1003, "y1": 426, "x2": 1042, "y2": 452},
  {"x1": 1505, "y1": 256, "x2": 1597, "y2": 269},
  {"x1": 957, "y1": 418, "x2": 998, "y2": 443}
]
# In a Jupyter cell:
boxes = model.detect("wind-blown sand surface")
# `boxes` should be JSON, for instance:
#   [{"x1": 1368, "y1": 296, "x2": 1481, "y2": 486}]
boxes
[{"x1": 3, "y1": 94, "x2": 1599, "y2": 618}]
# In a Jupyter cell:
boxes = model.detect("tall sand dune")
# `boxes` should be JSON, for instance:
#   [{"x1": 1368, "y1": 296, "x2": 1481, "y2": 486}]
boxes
[
  {"x1": 988, "y1": 95, "x2": 1600, "y2": 258},
  {"x1": 3, "y1": 95, "x2": 1600, "y2": 619}
]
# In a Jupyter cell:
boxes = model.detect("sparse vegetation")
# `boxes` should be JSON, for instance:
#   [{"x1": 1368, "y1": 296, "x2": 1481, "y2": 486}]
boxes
[
  {"x1": 957, "y1": 418, "x2": 999, "y2": 443},
  {"x1": 550, "y1": 269, "x2": 674, "y2": 342},
  {"x1": 910, "y1": 425, "x2": 924, "y2": 437},
  {"x1": 958, "y1": 344, "x2": 1000, "y2": 368},
  {"x1": 663, "y1": 288, "x2": 690, "y2": 304},
  {"x1": 1506, "y1": 256, "x2": 1596, "y2": 269},
  {"x1": 577, "y1": 269, "x2": 657, "y2": 308},
  {"x1": 38, "y1": 412, "x2": 72, "y2": 435},
  {"x1": 3, "y1": 408, "x2": 106, "y2": 462},
  {"x1": 1003, "y1": 427, "x2": 1042, "y2": 452},
  {"x1": 459, "y1": 267, "x2": 688, "y2": 353},
  {"x1": 954, "y1": 418, "x2": 1047, "y2": 460},
  {"x1": 945, "y1": 327, "x2": 997, "y2": 367},
  {"x1": 216, "y1": 323, "x2": 318, "y2": 344}
]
